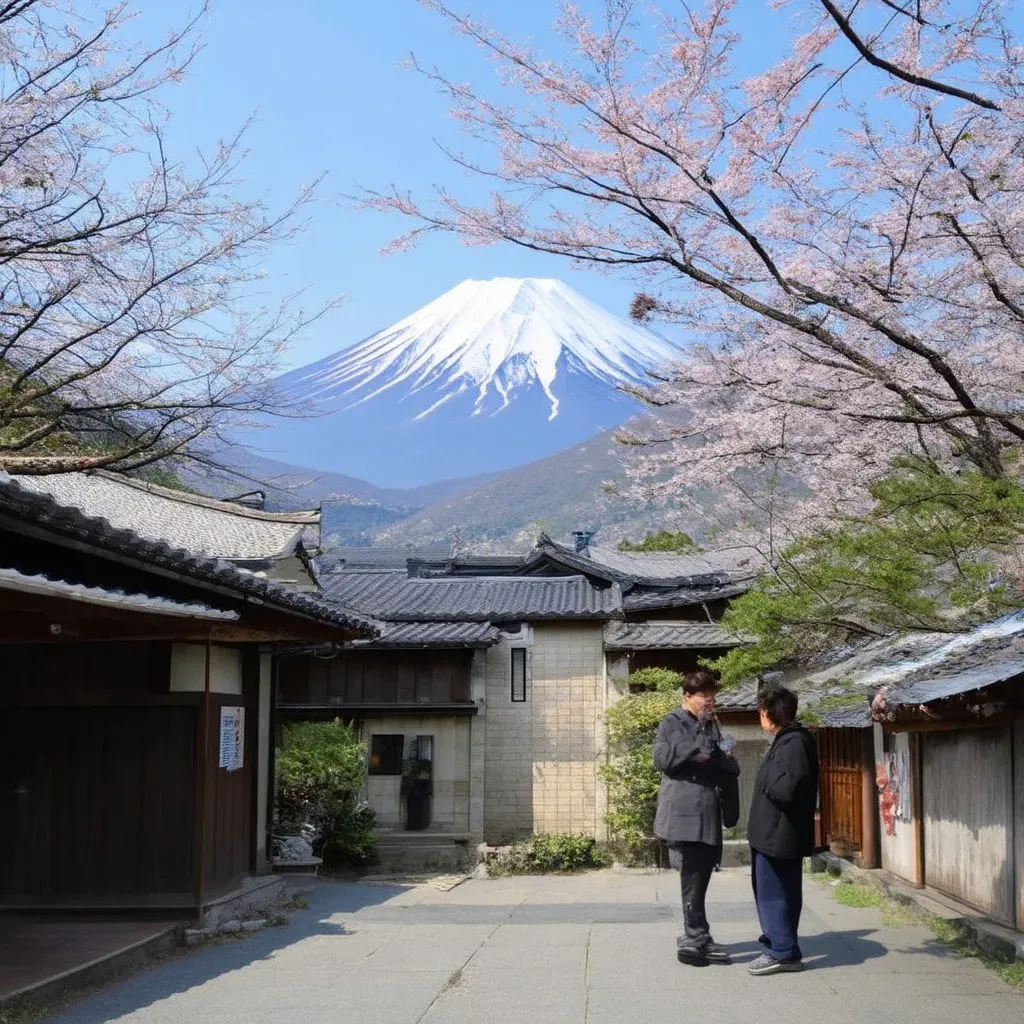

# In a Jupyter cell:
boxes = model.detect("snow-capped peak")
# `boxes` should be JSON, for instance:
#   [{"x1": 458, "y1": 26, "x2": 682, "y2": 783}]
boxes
[{"x1": 282, "y1": 277, "x2": 677, "y2": 422}]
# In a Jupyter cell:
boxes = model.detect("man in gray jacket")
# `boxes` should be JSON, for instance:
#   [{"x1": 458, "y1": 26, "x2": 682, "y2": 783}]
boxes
[{"x1": 654, "y1": 669, "x2": 740, "y2": 966}]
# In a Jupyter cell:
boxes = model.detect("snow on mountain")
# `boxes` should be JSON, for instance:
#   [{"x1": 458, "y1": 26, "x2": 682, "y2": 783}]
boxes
[
  {"x1": 283, "y1": 278, "x2": 676, "y2": 419},
  {"x1": 250, "y1": 278, "x2": 678, "y2": 488}
]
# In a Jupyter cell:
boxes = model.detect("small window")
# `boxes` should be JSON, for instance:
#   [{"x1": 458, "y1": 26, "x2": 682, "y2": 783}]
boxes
[
  {"x1": 369, "y1": 734, "x2": 404, "y2": 775},
  {"x1": 510, "y1": 648, "x2": 527, "y2": 702}
]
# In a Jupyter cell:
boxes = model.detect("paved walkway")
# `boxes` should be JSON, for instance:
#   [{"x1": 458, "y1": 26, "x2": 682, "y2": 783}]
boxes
[{"x1": 43, "y1": 869, "x2": 1022, "y2": 1024}]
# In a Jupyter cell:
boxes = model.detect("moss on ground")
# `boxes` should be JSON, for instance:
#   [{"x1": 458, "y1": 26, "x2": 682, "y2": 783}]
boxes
[{"x1": 824, "y1": 877, "x2": 1024, "y2": 990}]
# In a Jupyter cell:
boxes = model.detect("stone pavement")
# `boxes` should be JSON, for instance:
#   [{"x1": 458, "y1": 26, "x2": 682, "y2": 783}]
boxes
[{"x1": 42, "y1": 868, "x2": 1023, "y2": 1024}]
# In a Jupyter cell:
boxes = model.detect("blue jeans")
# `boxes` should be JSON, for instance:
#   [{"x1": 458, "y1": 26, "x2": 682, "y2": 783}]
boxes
[{"x1": 751, "y1": 849, "x2": 804, "y2": 962}]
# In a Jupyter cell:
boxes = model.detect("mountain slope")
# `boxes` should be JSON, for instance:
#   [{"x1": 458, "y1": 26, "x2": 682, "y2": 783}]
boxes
[
  {"x1": 247, "y1": 278, "x2": 677, "y2": 488},
  {"x1": 373, "y1": 424, "x2": 711, "y2": 552}
]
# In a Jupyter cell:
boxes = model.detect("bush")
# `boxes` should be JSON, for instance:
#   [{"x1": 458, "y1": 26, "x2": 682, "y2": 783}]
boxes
[
  {"x1": 488, "y1": 833, "x2": 612, "y2": 876},
  {"x1": 600, "y1": 679, "x2": 681, "y2": 864},
  {"x1": 625, "y1": 667, "x2": 684, "y2": 692},
  {"x1": 275, "y1": 719, "x2": 378, "y2": 869}
]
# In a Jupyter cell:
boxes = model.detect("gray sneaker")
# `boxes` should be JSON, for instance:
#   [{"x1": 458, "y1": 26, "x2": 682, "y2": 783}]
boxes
[{"x1": 748, "y1": 952, "x2": 805, "y2": 976}]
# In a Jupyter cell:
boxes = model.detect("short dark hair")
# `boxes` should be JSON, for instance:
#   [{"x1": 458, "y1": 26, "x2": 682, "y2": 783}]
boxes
[
  {"x1": 682, "y1": 668, "x2": 719, "y2": 695},
  {"x1": 758, "y1": 683, "x2": 798, "y2": 727}
]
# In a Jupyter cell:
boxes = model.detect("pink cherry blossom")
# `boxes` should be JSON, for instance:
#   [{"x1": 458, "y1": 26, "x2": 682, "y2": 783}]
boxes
[{"x1": 364, "y1": 1, "x2": 1024, "y2": 549}]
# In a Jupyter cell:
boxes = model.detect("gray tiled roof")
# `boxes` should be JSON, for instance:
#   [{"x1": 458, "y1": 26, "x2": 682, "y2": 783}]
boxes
[
  {"x1": 715, "y1": 681, "x2": 760, "y2": 711},
  {"x1": 324, "y1": 571, "x2": 622, "y2": 622},
  {"x1": 328, "y1": 546, "x2": 451, "y2": 574},
  {"x1": 716, "y1": 611, "x2": 1024, "y2": 725},
  {"x1": 622, "y1": 581, "x2": 752, "y2": 611},
  {"x1": 409, "y1": 555, "x2": 528, "y2": 577},
  {"x1": 354, "y1": 621, "x2": 501, "y2": 649},
  {"x1": 873, "y1": 615, "x2": 1024, "y2": 710},
  {"x1": 604, "y1": 621, "x2": 746, "y2": 650},
  {"x1": 0, "y1": 472, "x2": 377, "y2": 634},
  {"x1": 818, "y1": 705, "x2": 872, "y2": 728},
  {"x1": 0, "y1": 567, "x2": 240, "y2": 622},
  {"x1": 715, "y1": 680, "x2": 873, "y2": 728},
  {"x1": 587, "y1": 545, "x2": 766, "y2": 584},
  {"x1": 14, "y1": 470, "x2": 319, "y2": 560}
]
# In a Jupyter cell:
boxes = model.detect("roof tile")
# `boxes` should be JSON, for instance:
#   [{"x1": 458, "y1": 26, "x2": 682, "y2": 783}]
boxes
[
  {"x1": 14, "y1": 470, "x2": 319, "y2": 560},
  {"x1": 325, "y1": 571, "x2": 621, "y2": 622},
  {"x1": 0, "y1": 472, "x2": 377, "y2": 634}
]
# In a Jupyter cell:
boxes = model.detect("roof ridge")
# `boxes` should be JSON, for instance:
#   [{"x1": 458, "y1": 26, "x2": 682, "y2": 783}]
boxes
[
  {"x1": 0, "y1": 471, "x2": 374, "y2": 634},
  {"x1": 84, "y1": 469, "x2": 320, "y2": 524}
]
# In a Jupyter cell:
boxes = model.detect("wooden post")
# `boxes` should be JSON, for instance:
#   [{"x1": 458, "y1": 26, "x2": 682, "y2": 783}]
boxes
[
  {"x1": 1014, "y1": 717, "x2": 1024, "y2": 931},
  {"x1": 860, "y1": 729, "x2": 879, "y2": 870},
  {"x1": 194, "y1": 634, "x2": 213, "y2": 914},
  {"x1": 911, "y1": 733, "x2": 925, "y2": 888},
  {"x1": 243, "y1": 647, "x2": 260, "y2": 874}
]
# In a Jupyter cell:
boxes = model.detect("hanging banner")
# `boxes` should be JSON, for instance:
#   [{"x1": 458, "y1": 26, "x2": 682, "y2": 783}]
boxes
[{"x1": 219, "y1": 706, "x2": 245, "y2": 771}]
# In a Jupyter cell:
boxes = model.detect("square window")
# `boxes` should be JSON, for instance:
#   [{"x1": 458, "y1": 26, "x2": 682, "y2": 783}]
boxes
[
  {"x1": 511, "y1": 648, "x2": 527, "y2": 702},
  {"x1": 368, "y1": 734, "x2": 404, "y2": 775}
]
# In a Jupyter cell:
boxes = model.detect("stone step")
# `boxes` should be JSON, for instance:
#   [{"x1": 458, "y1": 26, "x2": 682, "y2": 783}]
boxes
[
  {"x1": 720, "y1": 840, "x2": 751, "y2": 868},
  {"x1": 374, "y1": 837, "x2": 478, "y2": 874},
  {"x1": 375, "y1": 832, "x2": 471, "y2": 848}
]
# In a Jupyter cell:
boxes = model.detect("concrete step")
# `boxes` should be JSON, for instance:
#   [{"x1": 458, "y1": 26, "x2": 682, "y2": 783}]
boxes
[
  {"x1": 374, "y1": 835, "x2": 477, "y2": 874},
  {"x1": 375, "y1": 832, "x2": 471, "y2": 847},
  {"x1": 720, "y1": 840, "x2": 751, "y2": 868}
]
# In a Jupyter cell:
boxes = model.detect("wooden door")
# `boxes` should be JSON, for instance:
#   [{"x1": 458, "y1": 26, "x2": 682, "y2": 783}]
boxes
[
  {"x1": 819, "y1": 728, "x2": 864, "y2": 857},
  {"x1": 922, "y1": 728, "x2": 1015, "y2": 925}
]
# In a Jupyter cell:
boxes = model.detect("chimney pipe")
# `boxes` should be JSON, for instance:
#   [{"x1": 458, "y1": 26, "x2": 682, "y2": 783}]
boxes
[{"x1": 571, "y1": 530, "x2": 595, "y2": 554}]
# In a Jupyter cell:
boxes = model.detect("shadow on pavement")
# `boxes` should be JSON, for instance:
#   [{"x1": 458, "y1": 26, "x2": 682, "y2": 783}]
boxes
[
  {"x1": 724, "y1": 929, "x2": 893, "y2": 968},
  {"x1": 39, "y1": 880, "x2": 409, "y2": 1024},
  {"x1": 803, "y1": 928, "x2": 896, "y2": 967}
]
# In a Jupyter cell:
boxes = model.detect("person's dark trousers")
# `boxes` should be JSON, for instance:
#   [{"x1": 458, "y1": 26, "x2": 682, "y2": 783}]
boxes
[
  {"x1": 673, "y1": 841, "x2": 720, "y2": 952},
  {"x1": 751, "y1": 849, "x2": 804, "y2": 962}
]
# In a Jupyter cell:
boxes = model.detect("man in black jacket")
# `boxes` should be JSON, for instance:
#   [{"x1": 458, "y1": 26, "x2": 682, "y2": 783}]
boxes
[
  {"x1": 653, "y1": 669, "x2": 740, "y2": 967},
  {"x1": 747, "y1": 683, "x2": 819, "y2": 976}
]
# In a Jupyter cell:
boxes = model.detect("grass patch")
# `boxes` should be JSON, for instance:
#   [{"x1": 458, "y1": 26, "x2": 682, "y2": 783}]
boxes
[
  {"x1": 825, "y1": 878, "x2": 1024, "y2": 989},
  {"x1": 281, "y1": 894, "x2": 309, "y2": 911}
]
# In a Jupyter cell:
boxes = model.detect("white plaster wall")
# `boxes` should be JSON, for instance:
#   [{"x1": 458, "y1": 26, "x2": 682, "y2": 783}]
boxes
[
  {"x1": 362, "y1": 716, "x2": 472, "y2": 833},
  {"x1": 876, "y1": 727, "x2": 918, "y2": 884},
  {"x1": 169, "y1": 643, "x2": 242, "y2": 695}
]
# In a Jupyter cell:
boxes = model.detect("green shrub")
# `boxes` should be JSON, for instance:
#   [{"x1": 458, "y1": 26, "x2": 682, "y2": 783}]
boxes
[
  {"x1": 488, "y1": 833, "x2": 612, "y2": 876},
  {"x1": 600, "y1": 681, "x2": 681, "y2": 864},
  {"x1": 275, "y1": 719, "x2": 378, "y2": 868},
  {"x1": 624, "y1": 667, "x2": 684, "y2": 692}
]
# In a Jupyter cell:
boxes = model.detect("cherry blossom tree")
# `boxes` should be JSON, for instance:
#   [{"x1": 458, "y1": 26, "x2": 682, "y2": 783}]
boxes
[
  {"x1": 0, "y1": 1, "x2": 326, "y2": 476},
  {"x1": 364, "y1": 0, "x2": 1024, "y2": 549}
]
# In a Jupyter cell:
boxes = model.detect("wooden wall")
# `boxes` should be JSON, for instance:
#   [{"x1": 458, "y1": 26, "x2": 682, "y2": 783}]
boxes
[
  {"x1": 0, "y1": 705, "x2": 197, "y2": 906},
  {"x1": 1015, "y1": 718, "x2": 1024, "y2": 930},
  {"x1": 278, "y1": 650, "x2": 473, "y2": 706},
  {"x1": 201, "y1": 694, "x2": 255, "y2": 896},
  {"x1": 923, "y1": 728, "x2": 1016, "y2": 925},
  {"x1": 0, "y1": 641, "x2": 257, "y2": 908}
]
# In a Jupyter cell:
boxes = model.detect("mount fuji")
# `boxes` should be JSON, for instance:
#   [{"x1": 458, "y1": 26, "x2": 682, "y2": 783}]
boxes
[{"x1": 251, "y1": 277, "x2": 678, "y2": 488}]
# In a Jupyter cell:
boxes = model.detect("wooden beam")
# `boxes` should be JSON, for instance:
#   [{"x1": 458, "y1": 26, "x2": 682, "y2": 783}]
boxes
[
  {"x1": 880, "y1": 714, "x2": 1018, "y2": 734},
  {"x1": 194, "y1": 635, "x2": 212, "y2": 915},
  {"x1": 242, "y1": 647, "x2": 260, "y2": 875},
  {"x1": 912, "y1": 734, "x2": 925, "y2": 888},
  {"x1": 0, "y1": 584, "x2": 366, "y2": 645},
  {"x1": 1014, "y1": 717, "x2": 1024, "y2": 931},
  {"x1": 860, "y1": 729, "x2": 879, "y2": 870}
]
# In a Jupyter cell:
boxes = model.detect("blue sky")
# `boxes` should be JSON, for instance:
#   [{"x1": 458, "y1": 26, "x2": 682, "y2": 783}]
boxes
[{"x1": 147, "y1": 0, "x2": 789, "y2": 368}]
